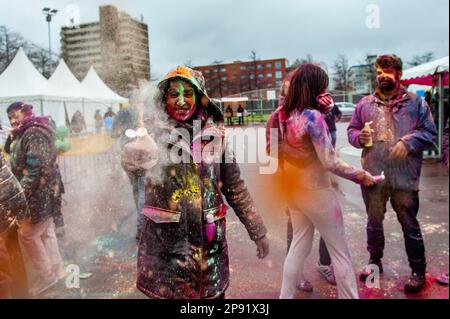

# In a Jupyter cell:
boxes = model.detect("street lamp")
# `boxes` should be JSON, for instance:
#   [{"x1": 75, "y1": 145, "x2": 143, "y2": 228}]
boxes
[{"x1": 42, "y1": 7, "x2": 58, "y2": 58}]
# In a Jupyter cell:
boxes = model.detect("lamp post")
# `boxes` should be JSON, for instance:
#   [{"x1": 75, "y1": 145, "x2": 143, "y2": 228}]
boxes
[{"x1": 42, "y1": 7, "x2": 58, "y2": 58}]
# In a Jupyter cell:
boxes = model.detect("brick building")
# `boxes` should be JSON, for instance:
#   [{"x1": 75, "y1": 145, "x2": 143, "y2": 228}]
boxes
[
  {"x1": 60, "y1": 5, "x2": 150, "y2": 97},
  {"x1": 194, "y1": 58, "x2": 287, "y2": 98}
]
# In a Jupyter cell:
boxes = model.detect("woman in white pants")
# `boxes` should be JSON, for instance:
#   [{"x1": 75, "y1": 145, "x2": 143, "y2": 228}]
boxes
[{"x1": 278, "y1": 64, "x2": 375, "y2": 299}]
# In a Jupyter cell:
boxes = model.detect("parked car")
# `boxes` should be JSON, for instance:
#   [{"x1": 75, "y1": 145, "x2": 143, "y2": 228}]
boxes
[{"x1": 335, "y1": 102, "x2": 356, "y2": 119}]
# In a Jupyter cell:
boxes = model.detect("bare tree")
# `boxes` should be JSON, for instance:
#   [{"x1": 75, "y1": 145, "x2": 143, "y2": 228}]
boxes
[
  {"x1": 1, "y1": 25, "x2": 58, "y2": 78},
  {"x1": 333, "y1": 54, "x2": 353, "y2": 92},
  {"x1": 209, "y1": 60, "x2": 224, "y2": 98},
  {"x1": 248, "y1": 50, "x2": 260, "y2": 91},
  {"x1": 290, "y1": 54, "x2": 314, "y2": 68},
  {"x1": 408, "y1": 52, "x2": 435, "y2": 67},
  {"x1": 0, "y1": 26, "x2": 24, "y2": 73}
]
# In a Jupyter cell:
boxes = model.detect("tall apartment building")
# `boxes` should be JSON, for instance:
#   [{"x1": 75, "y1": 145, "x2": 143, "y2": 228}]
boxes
[
  {"x1": 60, "y1": 5, "x2": 150, "y2": 97},
  {"x1": 194, "y1": 58, "x2": 287, "y2": 98}
]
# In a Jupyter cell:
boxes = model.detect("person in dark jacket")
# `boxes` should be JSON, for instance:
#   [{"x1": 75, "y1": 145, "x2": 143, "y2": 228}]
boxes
[
  {"x1": 437, "y1": 119, "x2": 449, "y2": 286},
  {"x1": 121, "y1": 66, "x2": 269, "y2": 299},
  {"x1": 0, "y1": 131, "x2": 30, "y2": 298},
  {"x1": 5, "y1": 102, "x2": 64, "y2": 297},
  {"x1": 70, "y1": 110, "x2": 86, "y2": 134},
  {"x1": 347, "y1": 55, "x2": 437, "y2": 293}
]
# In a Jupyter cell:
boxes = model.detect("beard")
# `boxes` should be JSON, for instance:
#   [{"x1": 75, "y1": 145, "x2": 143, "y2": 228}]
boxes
[{"x1": 378, "y1": 78, "x2": 397, "y2": 92}]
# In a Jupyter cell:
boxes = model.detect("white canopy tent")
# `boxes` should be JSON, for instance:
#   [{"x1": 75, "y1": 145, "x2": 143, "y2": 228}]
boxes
[
  {"x1": 0, "y1": 48, "x2": 128, "y2": 132},
  {"x1": 402, "y1": 56, "x2": 449, "y2": 85},
  {"x1": 81, "y1": 66, "x2": 128, "y2": 103}
]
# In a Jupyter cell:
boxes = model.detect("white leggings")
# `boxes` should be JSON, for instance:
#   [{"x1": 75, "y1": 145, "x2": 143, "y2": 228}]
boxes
[{"x1": 280, "y1": 187, "x2": 359, "y2": 299}]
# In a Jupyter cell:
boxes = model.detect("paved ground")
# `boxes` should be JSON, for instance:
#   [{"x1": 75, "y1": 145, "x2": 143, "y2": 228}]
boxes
[{"x1": 41, "y1": 123, "x2": 448, "y2": 299}]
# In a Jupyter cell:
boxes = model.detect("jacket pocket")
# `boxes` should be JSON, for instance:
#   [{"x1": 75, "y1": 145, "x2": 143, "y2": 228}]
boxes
[
  {"x1": 142, "y1": 206, "x2": 181, "y2": 224},
  {"x1": 203, "y1": 203, "x2": 228, "y2": 222}
]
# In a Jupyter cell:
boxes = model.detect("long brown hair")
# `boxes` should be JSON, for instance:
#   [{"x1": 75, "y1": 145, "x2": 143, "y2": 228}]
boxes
[{"x1": 284, "y1": 64, "x2": 329, "y2": 116}]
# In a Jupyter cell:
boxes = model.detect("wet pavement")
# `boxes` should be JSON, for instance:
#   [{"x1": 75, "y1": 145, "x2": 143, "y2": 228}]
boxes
[{"x1": 42, "y1": 123, "x2": 448, "y2": 299}]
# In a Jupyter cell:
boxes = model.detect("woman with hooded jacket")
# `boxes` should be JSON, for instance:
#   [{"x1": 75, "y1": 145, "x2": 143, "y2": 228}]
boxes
[
  {"x1": 278, "y1": 64, "x2": 376, "y2": 299},
  {"x1": 121, "y1": 66, "x2": 269, "y2": 299}
]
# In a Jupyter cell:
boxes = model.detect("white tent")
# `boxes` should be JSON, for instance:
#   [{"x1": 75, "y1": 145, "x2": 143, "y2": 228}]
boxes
[
  {"x1": 0, "y1": 48, "x2": 128, "y2": 131},
  {"x1": 0, "y1": 48, "x2": 59, "y2": 101},
  {"x1": 48, "y1": 59, "x2": 86, "y2": 99},
  {"x1": 81, "y1": 66, "x2": 128, "y2": 103},
  {"x1": 402, "y1": 56, "x2": 449, "y2": 85}
]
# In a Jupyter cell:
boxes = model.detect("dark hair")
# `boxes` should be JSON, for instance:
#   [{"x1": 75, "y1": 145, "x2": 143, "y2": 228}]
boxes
[
  {"x1": 375, "y1": 54, "x2": 403, "y2": 72},
  {"x1": 6, "y1": 102, "x2": 33, "y2": 116},
  {"x1": 284, "y1": 64, "x2": 329, "y2": 115}
]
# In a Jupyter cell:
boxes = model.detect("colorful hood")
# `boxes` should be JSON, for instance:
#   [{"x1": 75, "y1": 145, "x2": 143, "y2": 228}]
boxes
[{"x1": 156, "y1": 66, "x2": 223, "y2": 122}]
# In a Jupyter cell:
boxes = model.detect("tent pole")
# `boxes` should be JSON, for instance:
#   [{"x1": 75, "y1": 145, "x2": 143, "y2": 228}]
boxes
[{"x1": 438, "y1": 73, "x2": 444, "y2": 159}]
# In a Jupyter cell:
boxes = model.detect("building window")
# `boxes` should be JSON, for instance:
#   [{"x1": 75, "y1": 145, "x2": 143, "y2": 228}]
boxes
[
  {"x1": 241, "y1": 66, "x2": 246, "y2": 70},
  {"x1": 241, "y1": 75, "x2": 247, "y2": 79},
  {"x1": 213, "y1": 69, "x2": 218, "y2": 73},
  {"x1": 276, "y1": 80, "x2": 282, "y2": 87},
  {"x1": 275, "y1": 61, "x2": 282, "y2": 69},
  {"x1": 267, "y1": 83, "x2": 273, "y2": 88},
  {"x1": 257, "y1": 64, "x2": 263, "y2": 69},
  {"x1": 266, "y1": 63, "x2": 272, "y2": 68},
  {"x1": 275, "y1": 71, "x2": 283, "y2": 79},
  {"x1": 258, "y1": 74, "x2": 264, "y2": 79},
  {"x1": 205, "y1": 70, "x2": 210, "y2": 74},
  {"x1": 221, "y1": 76, "x2": 227, "y2": 81},
  {"x1": 249, "y1": 74, "x2": 255, "y2": 79},
  {"x1": 220, "y1": 67, "x2": 226, "y2": 72},
  {"x1": 267, "y1": 73, "x2": 273, "y2": 78}
]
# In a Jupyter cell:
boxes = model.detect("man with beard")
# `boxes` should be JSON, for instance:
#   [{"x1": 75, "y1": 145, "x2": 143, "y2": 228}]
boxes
[
  {"x1": 348, "y1": 55, "x2": 437, "y2": 293},
  {"x1": 121, "y1": 66, "x2": 269, "y2": 299}
]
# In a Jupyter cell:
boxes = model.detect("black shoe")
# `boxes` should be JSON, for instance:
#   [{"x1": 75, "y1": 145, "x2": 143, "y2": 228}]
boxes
[
  {"x1": 359, "y1": 260, "x2": 383, "y2": 282},
  {"x1": 404, "y1": 272, "x2": 426, "y2": 293}
]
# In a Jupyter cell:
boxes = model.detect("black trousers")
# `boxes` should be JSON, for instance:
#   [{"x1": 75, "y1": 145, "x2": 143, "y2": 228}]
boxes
[{"x1": 361, "y1": 185, "x2": 426, "y2": 273}]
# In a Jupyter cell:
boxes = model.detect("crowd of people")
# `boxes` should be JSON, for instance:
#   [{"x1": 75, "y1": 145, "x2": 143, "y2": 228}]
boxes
[{"x1": 0, "y1": 53, "x2": 448, "y2": 299}]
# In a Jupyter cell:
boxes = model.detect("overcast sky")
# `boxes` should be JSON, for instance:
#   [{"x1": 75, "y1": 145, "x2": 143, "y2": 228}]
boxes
[{"x1": 0, "y1": 0, "x2": 448, "y2": 77}]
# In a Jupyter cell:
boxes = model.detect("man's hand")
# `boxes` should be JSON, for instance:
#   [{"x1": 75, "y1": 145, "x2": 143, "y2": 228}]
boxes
[
  {"x1": 389, "y1": 141, "x2": 409, "y2": 160},
  {"x1": 255, "y1": 236, "x2": 269, "y2": 259},
  {"x1": 359, "y1": 130, "x2": 373, "y2": 146}
]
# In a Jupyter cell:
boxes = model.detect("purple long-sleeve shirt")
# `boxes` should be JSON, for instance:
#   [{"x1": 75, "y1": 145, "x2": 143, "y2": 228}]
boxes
[
  {"x1": 282, "y1": 108, "x2": 364, "y2": 190},
  {"x1": 347, "y1": 88, "x2": 437, "y2": 191}
]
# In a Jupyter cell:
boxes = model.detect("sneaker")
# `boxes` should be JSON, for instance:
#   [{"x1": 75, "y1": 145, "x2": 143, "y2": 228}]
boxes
[
  {"x1": 437, "y1": 272, "x2": 449, "y2": 286},
  {"x1": 29, "y1": 276, "x2": 58, "y2": 297},
  {"x1": 359, "y1": 260, "x2": 383, "y2": 282},
  {"x1": 297, "y1": 280, "x2": 314, "y2": 292},
  {"x1": 404, "y1": 272, "x2": 426, "y2": 293},
  {"x1": 316, "y1": 263, "x2": 337, "y2": 285}
]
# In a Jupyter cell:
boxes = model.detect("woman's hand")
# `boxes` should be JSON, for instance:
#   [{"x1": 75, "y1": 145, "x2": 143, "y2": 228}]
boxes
[{"x1": 361, "y1": 170, "x2": 376, "y2": 187}]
